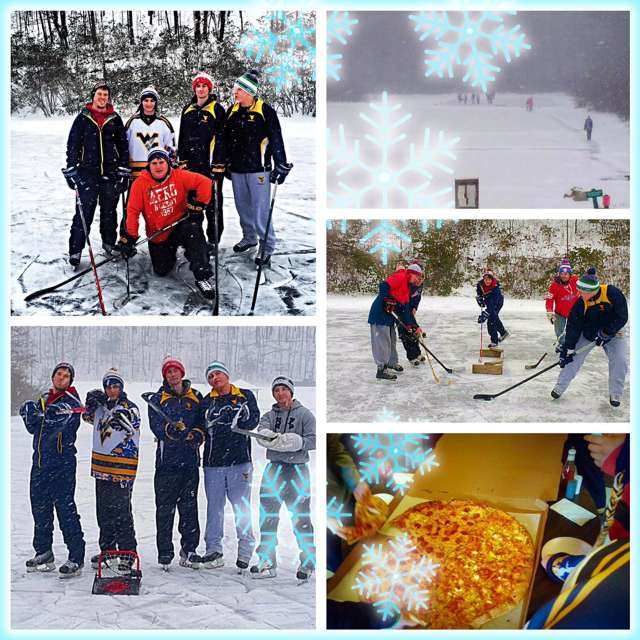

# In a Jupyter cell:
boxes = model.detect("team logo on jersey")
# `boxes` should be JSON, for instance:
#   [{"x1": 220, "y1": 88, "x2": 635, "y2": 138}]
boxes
[
  {"x1": 136, "y1": 132, "x2": 160, "y2": 150},
  {"x1": 257, "y1": 175, "x2": 265, "y2": 185},
  {"x1": 248, "y1": 114, "x2": 256, "y2": 122},
  {"x1": 202, "y1": 114, "x2": 209, "y2": 123}
]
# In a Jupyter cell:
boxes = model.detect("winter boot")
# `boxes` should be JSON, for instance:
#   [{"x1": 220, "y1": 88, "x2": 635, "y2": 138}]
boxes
[
  {"x1": 58, "y1": 560, "x2": 83, "y2": 579},
  {"x1": 488, "y1": 342, "x2": 499, "y2": 349},
  {"x1": 69, "y1": 253, "x2": 81, "y2": 267},
  {"x1": 233, "y1": 238, "x2": 258, "y2": 253},
  {"x1": 551, "y1": 388, "x2": 562, "y2": 400},
  {"x1": 195, "y1": 277, "x2": 216, "y2": 300},
  {"x1": 236, "y1": 559, "x2": 249, "y2": 574},
  {"x1": 179, "y1": 550, "x2": 203, "y2": 569},
  {"x1": 610, "y1": 395, "x2": 621, "y2": 407},
  {"x1": 250, "y1": 561, "x2": 277, "y2": 579},
  {"x1": 499, "y1": 330, "x2": 510, "y2": 342},
  {"x1": 102, "y1": 242, "x2": 116, "y2": 256},
  {"x1": 376, "y1": 366, "x2": 397, "y2": 381},
  {"x1": 90, "y1": 553, "x2": 111, "y2": 570},
  {"x1": 26, "y1": 550, "x2": 55, "y2": 573},
  {"x1": 387, "y1": 363, "x2": 404, "y2": 373},
  {"x1": 200, "y1": 551, "x2": 224, "y2": 569},
  {"x1": 254, "y1": 253, "x2": 272, "y2": 267},
  {"x1": 410, "y1": 355, "x2": 426, "y2": 366},
  {"x1": 296, "y1": 565, "x2": 314, "y2": 583},
  {"x1": 158, "y1": 554, "x2": 173, "y2": 571}
]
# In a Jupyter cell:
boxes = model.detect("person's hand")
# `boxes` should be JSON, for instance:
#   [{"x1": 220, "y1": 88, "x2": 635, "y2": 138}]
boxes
[
  {"x1": 116, "y1": 233, "x2": 138, "y2": 259},
  {"x1": 383, "y1": 298, "x2": 396, "y2": 314},
  {"x1": 109, "y1": 408, "x2": 134, "y2": 435},
  {"x1": 476, "y1": 295, "x2": 486, "y2": 308},
  {"x1": 547, "y1": 312, "x2": 555, "y2": 324},
  {"x1": 85, "y1": 389, "x2": 107, "y2": 413},
  {"x1": 62, "y1": 165, "x2": 83, "y2": 190},
  {"x1": 20, "y1": 401, "x2": 43, "y2": 422},
  {"x1": 186, "y1": 195, "x2": 206, "y2": 223},
  {"x1": 353, "y1": 482, "x2": 371, "y2": 503},
  {"x1": 584, "y1": 434, "x2": 626, "y2": 468},
  {"x1": 595, "y1": 329, "x2": 611, "y2": 347},
  {"x1": 269, "y1": 161, "x2": 293, "y2": 185},
  {"x1": 477, "y1": 310, "x2": 489, "y2": 324},
  {"x1": 210, "y1": 164, "x2": 226, "y2": 183},
  {"x1": 558, "y1": 346, "x2": 575, "y2": 368},
  {"x1": 114, "y1": 166, "x2": 132, "y2": 194}
]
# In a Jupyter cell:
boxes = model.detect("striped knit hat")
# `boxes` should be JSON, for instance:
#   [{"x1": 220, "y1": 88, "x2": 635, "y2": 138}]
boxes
[
  {"x1": 558, "y1": 259, "x2": 572, "y2": 274},
  {"x1": 91, "y1": 80, "x2": 110, "y2": 98},
  {"x1": 234, "y1": 71, "x2": 260, "y2": 97},
  {"x1": 272, "y1": 375, "x2": 294, "y2": 395},
  {"x1": 147, "y1": 147, "x2": 171, "y2": 163},
  {"x1": 206, "y1": 361, "x2": 230, "y2": 379},
  {"x1": 52, "y1": 362, "x2": 75, "y2": 384},
  {"x1": 483, "y1": 270, "x2": 494, "y2": 279},
  {"x1": 162, "y1": 356, "x2": 185, "y2": 379},
  {"x1": 576, "y1": 267, "x2": 600, "y2": 293},
  {"x1": 140, "y1": 85, "x2": 159, "y2": 103},
  {"x1": 103, "y1": 368, "x2": 124, "y2": 390},
  {"x1": 407, "y1": 263, "x2": 423, "y2": 276}
]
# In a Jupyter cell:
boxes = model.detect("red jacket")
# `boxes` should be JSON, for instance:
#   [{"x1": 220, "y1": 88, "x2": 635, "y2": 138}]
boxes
[
  {"x1": 386, "y1": 269, "x2": 412, "y2": 305},
  {"x1": 126, "y1": 168, "x2": 212, "y2": 243},
  {"x1": 545, "y1": 275, "x2": 579, "y2": 317}
]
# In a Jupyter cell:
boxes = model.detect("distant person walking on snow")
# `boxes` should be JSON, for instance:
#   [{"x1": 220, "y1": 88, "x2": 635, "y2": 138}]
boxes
[
  {"x1": 526, "y1": 96, "x2": 534, "y2": 112},
  {"x1": 476, "y1": 270, "x2": 509, "y2": 348},
  {"x1": 545, "y1": 259, "x2": 579, "y2": 345},
  {"x1": 552, "y1": 268, "x2": 628, "y2": 408},
  {"x1": 584, "y1": 115, "x2": 593, "y2": 141}
]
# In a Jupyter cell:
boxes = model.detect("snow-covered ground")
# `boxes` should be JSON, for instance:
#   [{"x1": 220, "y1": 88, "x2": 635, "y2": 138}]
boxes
[
  {"x1": 10, "y1": 382, "x2": 316, "y2": 630},
  {"x1": 327, "y1": 295, "x2": 630, "y2": 423},
  {"x1": 327, "y1": 93, "x2": 629, "y2": 209},
  {"x1": 10, "y1": 116, "x2": 316, "y2": 316}
]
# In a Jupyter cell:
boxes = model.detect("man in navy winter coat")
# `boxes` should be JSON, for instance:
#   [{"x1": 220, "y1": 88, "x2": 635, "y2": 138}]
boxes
[{"x1": 476, "y1": 270, "x2": 509, "y2": 348}]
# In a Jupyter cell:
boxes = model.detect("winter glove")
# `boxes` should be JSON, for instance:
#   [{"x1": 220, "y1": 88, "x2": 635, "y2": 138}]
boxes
[
  {"x1": 114, "y1": 166, "x2": 132, "y2": 194},
  {"x1": 558, "y1": 346, "x2": 576, "y2": 368},
  {"x1": 547, "y1": 312, "x2": 555, "y2": 324},
  {"x1": 269, "y1": 161, "x2": 293, "y2": 185},
  {"x1": 62, "y1": 165, "x2": 83, "y2": 191},
  {"x1": 383, "y1": 297, "x2": 397, "y2": 314},
  {"x1": 405, "y1": 324, "x2": 421, "y2": 342},
  {"x1": 210, "y1": 164, "x2": 226, "y2": 183},
  {"x1": 476, "y1": 295, "x2": 486, "y2": 308},
  {"x1": 186, "y1": 194, "x2": 206, "y2": 223},
  {"x1": 85, "y1": 389, "x2": 107, "y2": 414},
  {"x1": 263, "y1": 432, "x2": 303, "y2": 453},
  {"x1": 595, "y1": 329, "x2": 611, "y2": 347},
  {"x1": 185, "y1": 429, "x2": 204, "y2": 447},
  {"x1": 165, "y1": 419, "x2": 187, "y2": 440},
  {"x1": 20, "y1": 400, "x2": 43, "y2": 423},
  {"x1": 116, "y1": 233, "x2": 138, "y2": 259},
  {"x1": 255, "y1": 428, "x2": 278, "y2": 447},
  {"x1": 167, "y1": 148, "x2": 179, "y2": 168},
  {"x1": 109, "y1": 407, "x2": 135, "y2": 435},
  {"x1": 477, "y1": 310, "x2": 489, "y2": 324}
]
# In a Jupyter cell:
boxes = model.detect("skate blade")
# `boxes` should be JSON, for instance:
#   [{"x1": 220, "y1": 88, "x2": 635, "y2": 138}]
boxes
[
  {"x1": 201, "y1": 561, "x2": 224, "y2": 570},
  {"x1": 250, "y1": 571, "x2": 277, "y2": 580},
  {"x1": 58, "y1": 569, "x2": 82, "y2": 579},
  {"x1": 26, "y1": 562, "x2": 56, "y2": 573},
  {"x1": 178, "y1": 560, "x2": 201, "y2": 570},
  {"x1": 160, "y1": 564, "x2": 171, "y2": 572}
]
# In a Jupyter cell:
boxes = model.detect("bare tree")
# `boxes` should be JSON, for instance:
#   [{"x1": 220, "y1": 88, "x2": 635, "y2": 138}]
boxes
[
  {"x1": 127, "y1": 11, "x2": 134, "y2": 45},
  {"x1": 217, "y1": 11, "x2": 226, "y2": 43},
  {"x1": 194, "y1": 11, "x2": 201, "y2": 44}
]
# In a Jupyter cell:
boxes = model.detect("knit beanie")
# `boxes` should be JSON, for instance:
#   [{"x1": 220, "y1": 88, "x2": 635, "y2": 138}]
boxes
[
  {"x1": 147, "y1": 147, "x2": 171, "y2": 163},
  {"x1": 162, "y1": 356, "x2": 186, "y2": 379},
  {"x1": 407, "y1": 263, "x2": 423, "y2": 276},
  {"x1": 52, "y1": 362, "x2": 75, "y2": 384},
  {"x1": 140, "y1": 85, "x2": 159, "y2": 103},
  {"x1": 205, "y1": 361, "x2": 230, "y2": 379},
  {"x1": 102, "y1": 368, "x2": 124, "y2": 390},
  {"x1": 192, "y1": 71, "x2": 213, "y2": 92},
  {"x1": 272, "y1": 376, "x2": 294, "y2": 395},
  {"x1": 91, "y1": 80, "x2": 110, "y2": 98},
  {"x1": 558, "y1": 259, "x2": 572, "y2": 274},
  {"x1": 235, "y1": 70, "x2": 260, "y2": 97},
  {"x1": 483, "y1": 270, "x2": 494, "y2": 279},
  {"x1": 576, "y1": 267, "x2": 600, "y2": 293}
]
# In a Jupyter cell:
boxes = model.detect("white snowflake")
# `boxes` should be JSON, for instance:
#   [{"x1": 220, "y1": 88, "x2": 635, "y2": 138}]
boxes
[
  {"x1": 327, "y1": 92, "x2": 460, "y2": 209},
  {"x1": 327, "y1": 11, "x2": 359, "y2": 81},
  {"x1": 353, "y1": 534, "x2": 439, "y2": 621},
  {"x1": 351, "y1": 434, "x2": 439, "y2": 494},
  {"x1": 409, "y1": 11, "x2": 531, "y2": 92},
  {"x1": 360, "y1": 222, "x2": 411, "y2": 266}
]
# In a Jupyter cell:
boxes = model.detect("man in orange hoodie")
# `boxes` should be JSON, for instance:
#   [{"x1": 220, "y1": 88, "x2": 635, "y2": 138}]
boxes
[{"x1": 117, "y1": 147, "x2": 216, "y2": 299}]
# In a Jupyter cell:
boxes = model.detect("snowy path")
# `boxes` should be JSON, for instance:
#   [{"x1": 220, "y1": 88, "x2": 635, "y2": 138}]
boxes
[
  {"x1": 327, "y1": 93, "x2": 629, "y2": 208},
  {"x1": 10, "y1": 117, "x2": 316, "y2": 316},
  {"x1": 11, "y1": 383, "x2": 316, "y2": 629},
  {"x1": 327, "y1": 296, "x2": 630, "y2": 423}
]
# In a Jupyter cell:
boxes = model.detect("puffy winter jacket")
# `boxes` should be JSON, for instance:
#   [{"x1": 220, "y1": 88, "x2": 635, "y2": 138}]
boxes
[
  {"x1": 258, "y1": 400, "x2": 316, "y2": 464},
  {"x1": 125, "y1": 167, "x2": 212, "y2": 243},
  {"x1": 545, "y1": 275, "x2": 579, "y2": 317},
  {"x1": 368, "y1": 270, "x2": 414, "y2": 326},
  {"x1": 66, "y1": 103, "x2": 128, "y2": 176},
  {"x1": 564, "y1": 284, "x2": 628, "y2": 349},
  {"x1": 147, "y1": 380, "x2": 206, "y2": 470},
  {"x1": 476, "y1": 277, "x2": 504, "y2": 315},
  {"x1": 20, "y1": 387, "x2": 82, "y2": 468},
  {"x1": 178, "y1": 96, "x2": 226, "y2": 173},
  {"x1": 200, "y1": 385, "x2": 260, "y2": 467}
]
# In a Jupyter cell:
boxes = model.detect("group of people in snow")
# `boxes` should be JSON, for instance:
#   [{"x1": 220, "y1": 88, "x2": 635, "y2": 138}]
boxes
[
  {"x1": 368, "y1": 259, "x2": 629, "y2": 406},
  {"x1": 63, "y1": 70, "x2": 291, "y2": 299},
  {"x1": 19, "y1": 358, "x2": 315, "y2": 582}
]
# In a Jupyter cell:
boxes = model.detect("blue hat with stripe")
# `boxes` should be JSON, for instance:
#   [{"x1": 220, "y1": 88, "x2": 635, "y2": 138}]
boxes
[{"x1": 206, "y1": 361, "x2": 229, "y2": 379}]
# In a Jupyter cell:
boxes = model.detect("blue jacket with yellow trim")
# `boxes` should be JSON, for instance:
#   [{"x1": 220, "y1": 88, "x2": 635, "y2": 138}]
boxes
[
  {"x1": 20, "y1": 387, "x2": 82, "y2": 468},
  {"x1": 200, "y1": 385, "x2": 260, "y2": 467},
  {"x1": 66, "y1": 104, "x2": 128, "y2": 176},
  {"x1": 148, "y1": 380, "x2": 206, "y2": 470},
  {"x1": 177, "y1": 96, "x2": 226, "y2": 174},
  {"x1": 223, "y1": 99, "x2": 287, "y2": 173},
  {"x1": 565, "y1": 284, "x2": 628, "y2": 350}
]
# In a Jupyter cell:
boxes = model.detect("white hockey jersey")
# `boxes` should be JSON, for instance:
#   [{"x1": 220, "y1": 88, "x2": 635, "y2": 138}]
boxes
[{"x1": 125, "y1": 113, "x2": 176, "y2": 177}]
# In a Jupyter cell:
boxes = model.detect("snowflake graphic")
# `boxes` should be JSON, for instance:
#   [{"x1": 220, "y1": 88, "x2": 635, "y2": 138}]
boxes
[
  {"x1": 327, "y1": 11, "x2": 359, "y2": 81},
  {"x1": 409, "y1": 11, "x2": 531, "y2": 92},
  {"x1": 351, "y1": 434, "x2": 439, "y2": 494},
  {"x1": 359, "y1": 222, "x2": 411, "y2": 266},
  {"x1": 327, "y1": 92, "x2": 460, "y2": 209},
  {"x1": 374, "y1": 406, "x2": 402, "y2": 422},
  {"x1": 240, "y1": 12, "x2": 316, "y2": 90},
  {"x1": 327, "y1": 496, "x2": 351, "y2": 533},
  {"x1": 233, "y1": 496, "x2": 253, "y2": 536},
  {"x1": 326, "y1": 219, "x2": 348, "y2": 233},
  {"x1": 353, "y1": 534, "x2": 439, "y2": 621}
]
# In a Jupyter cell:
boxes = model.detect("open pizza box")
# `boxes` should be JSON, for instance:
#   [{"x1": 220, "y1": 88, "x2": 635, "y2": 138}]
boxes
[{"x1": 327, "y1": 434, "x2": 565, "y2": 629}]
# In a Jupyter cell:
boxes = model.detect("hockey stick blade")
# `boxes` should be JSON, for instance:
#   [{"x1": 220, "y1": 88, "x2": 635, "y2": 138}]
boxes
[
  {"x1": 525, "y1": 352, "x2": 548, "y2": 370},
  {"x1": 473, "y1": 393, "x2": 495, "y2": 401},
  {"x1": 230, "y1": 424, "x2": 277, "y2": 442}
]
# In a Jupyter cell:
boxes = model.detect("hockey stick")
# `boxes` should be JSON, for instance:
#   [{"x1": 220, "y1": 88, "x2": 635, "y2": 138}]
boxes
[
  {"x1": 140, "y1": 392, "x2": 178, "y2": 427},
  {"x1": 210, "y1": 180, "x2": 220, "y2": 316},
  {"x1": 390, "y1": 311, "x2": 457, "y2": 374},
  {"x1": 25, "y1": 216, "x2": 188, "y2": 302},
  {"x1": 121, "y1": 192, "x2": 131, "y2": 304},
  {"x1": 230, "y1": 424, "x2": 277, "y2": 442},
  {"x1": 423, "y1": 349, "x2": 441, "y2": 384},
  {"x1": 473, "y1": 341, "x2": 595, "y2": 401},
  {"x1": 525, "y1": 331, "x2": 566, "y2": 370}
]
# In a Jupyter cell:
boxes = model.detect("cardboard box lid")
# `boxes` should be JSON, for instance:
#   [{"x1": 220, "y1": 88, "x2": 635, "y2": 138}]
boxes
[{"x1": 414, "y1": 434, "x2": 565, "y2": 501}]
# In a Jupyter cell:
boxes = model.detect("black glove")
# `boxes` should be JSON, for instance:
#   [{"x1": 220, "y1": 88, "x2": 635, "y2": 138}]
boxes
[
  {"x1": 595, "y1": 330, "x2": 611, "y2": 347},
  {"x1": 109, "y1": 407, "x2": 134, "y2": 434},
  {"x1": 210, "y1": 164, "x2": 226, "y2": 183},
  {"x1": 186, "y1": 194, "x2": 206, "y2": 224},
  {"x1": 270, "y1": 161, "x2": 293, "y2": 185},
  {"x1": 116, "y1": 233, "x2": 138, "y2": 259},
  {"x1": 383, "y1": 297, "x2": 396, "y2": 314},
  {"x1": 85, "y1": 389, "x2": 107, "y2": 413},
  {"x1": 62, "y1": 165, "x2": 83, "y2": 191},
  {"x1": 558, "y1": 346, "x2": 576, "y2": 368},
  {"x1": 477, "y1": 310, "x2": 489, "y2": 324},
  {"x1": 475, "y1": 295, "x2": 486, "y2": 308},
  {"x1": 405, "y1": 324, "x2": 421, "y2": 342},
  {"x1": 114, "y1": 166, "x2": 132, "y2": 194}
]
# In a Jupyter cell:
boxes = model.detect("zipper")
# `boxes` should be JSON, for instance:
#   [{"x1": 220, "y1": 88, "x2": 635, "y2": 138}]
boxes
[
  {"x1": 37, "y1": 397, "x2": 46, "y2": 469},
  {"x1": 57, "y1": 432, "x2": 63, "y2": 454}
]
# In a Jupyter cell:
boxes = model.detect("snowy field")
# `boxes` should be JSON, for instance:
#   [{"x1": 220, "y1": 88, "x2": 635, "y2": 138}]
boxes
[
  {"x1": 327, "y1": 93, "x2": 630, "y2": 209},
  {"x1": 10, "y1": 116, "x2": 316, "y2": 316},
  {"x1": 10, "y1": 382, "x2": 316, "y2": 630},
  {"x1": 327, "y1": 295, "x2": 630, "y2": 423}
]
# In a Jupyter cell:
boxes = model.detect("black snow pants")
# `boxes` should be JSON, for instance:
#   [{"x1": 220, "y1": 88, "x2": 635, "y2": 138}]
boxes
[
  {"x1": 95, "y1": 478, "x2": 137, "y2": 552},
  {"x1": 398, "y1": 325, "x2": 421, "y2": 361}
]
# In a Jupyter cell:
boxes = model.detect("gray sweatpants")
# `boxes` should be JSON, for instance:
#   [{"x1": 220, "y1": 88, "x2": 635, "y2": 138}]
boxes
[
  {"x1": 370, "y1": 324, "x2": 398, "y2": 367},
  {"x1": 553, "y1": 314, "x2": 568, "y2": 344},
  {"x1": 555, "y1": 334, "x2": 628, "y2": 396},
  {"x1": 230, "y1": 171, "x2": 276, "y2": 253}
]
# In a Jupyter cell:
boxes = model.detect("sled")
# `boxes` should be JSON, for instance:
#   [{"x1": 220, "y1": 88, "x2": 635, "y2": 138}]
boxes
[{"x1": 91, "y1": 550, "x2": 142, "y2": 595}]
